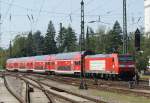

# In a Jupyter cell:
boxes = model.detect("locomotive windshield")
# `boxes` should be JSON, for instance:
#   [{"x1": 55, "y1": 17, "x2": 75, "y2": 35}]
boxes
[{"x1": 119, "y1": 55, "x2": 134, "y2": 62}]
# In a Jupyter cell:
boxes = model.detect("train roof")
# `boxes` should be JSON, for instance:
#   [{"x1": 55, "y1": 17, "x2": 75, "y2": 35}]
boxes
[
  {"x1": 7, "y1": 51, "x2": 94, "y2": 62},
  {"x1": 34, "y1": 55, "x2": 48, "y2": 61},
  {"x1": 54, "y1": 51, "x2": 94, "y2": 60},
  {"x1": 54, "y1": 52, "x2": 81, "y2": 60},
  {"x1": 86, "y1": 54, "x2": 113, "y2": 58},
  {"x1": 7, "y1": 57, "x2": 33, "y2": 63}
]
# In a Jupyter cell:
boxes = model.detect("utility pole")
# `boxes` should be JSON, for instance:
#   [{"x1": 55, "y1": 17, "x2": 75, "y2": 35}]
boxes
[
  {"x1": 58, "y1": 22, "x2": 63, "y2": 52},
  {"x1": 79, "y1": 0, "x2": 87, "y2": 90},
  {"x1": 86, "y1": 26, "x2": 89, "y2": 49},
  {"x1": 123, "y1": 0, "x2": 128, "y2": 54},
  {"x1": 9, "y1": 41, "x2": 12, "y2": 58},
  {"x1": 80, "y1": 0, "x2": 85, "y2": 50},
  {"x1": 60, "y1": 22, "x2": 63, "y2": 47}
]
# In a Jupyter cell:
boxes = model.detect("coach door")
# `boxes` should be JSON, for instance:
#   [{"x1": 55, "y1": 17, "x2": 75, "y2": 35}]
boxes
[
  {"x1": 35, "y1": 61, "x2": 44, "y2": 70},
  {"x1": 45, "y1": 61, "x2": 55, "y2": 71},
  {"x1": 57, "y1": 60, "x2": 72, "y2": 72}
]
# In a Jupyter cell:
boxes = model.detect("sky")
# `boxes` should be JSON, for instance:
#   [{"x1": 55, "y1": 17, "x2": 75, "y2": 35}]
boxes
[{"x1": 0, "y1": 0, "x2": 144, "y2": 48}]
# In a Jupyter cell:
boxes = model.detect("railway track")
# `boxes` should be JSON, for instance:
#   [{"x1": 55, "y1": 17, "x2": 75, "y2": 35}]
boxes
[
  {"x1": 15, "y1": 72, "x2": 150, "y2": 98},
  {"x1": 3, "y1": 76, "x2": 26, "y2": 103},
  {"x1": 3, "y1": 72, "x2": 106, "y2": 103},
  {"x1": 0, "y1": 75, "x2": 24, "y2": 103},
  {"x1": 3, "y1": 74, "x2": 54, "y2": 103},
  {"x1": 2, "y1": 71, "x2": 150, "y2": 102},
  {"x1": 19, "y1": 72, "x2": 149, "y2": 89}
]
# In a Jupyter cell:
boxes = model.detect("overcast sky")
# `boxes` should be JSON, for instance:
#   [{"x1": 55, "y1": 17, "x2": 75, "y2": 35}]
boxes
[{"x1": 0, "y1": 0, "x2": 144, "y2": 48}]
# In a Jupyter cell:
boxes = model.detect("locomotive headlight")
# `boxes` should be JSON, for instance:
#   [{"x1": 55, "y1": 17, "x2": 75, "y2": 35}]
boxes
[{"x1": 113, "y1": 64, "x2": 114, "y2": 68}]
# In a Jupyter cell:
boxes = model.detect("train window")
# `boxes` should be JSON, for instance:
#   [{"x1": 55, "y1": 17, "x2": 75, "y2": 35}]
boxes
[
  {"x1": 51, "y1": 62, "x2": 55, "y2": 65},
  {"x1": 57, "y1": 66, "x2": 71, "y2": 71},
  {"x1": 46, "y1": 62, "x2": 54, "y2": 65},
  {"x1": 74, "y1": 61, "x2": 81, "y2": 65},
  {"x1": 112, "y1": 58, "x2": 114, "y2": 62},
  {"x1": 119, "y1": 55, "x2": 134, "y2": 62},
  {"x1": 45, "y1": 62, "x2": 49, "y2": 65}
]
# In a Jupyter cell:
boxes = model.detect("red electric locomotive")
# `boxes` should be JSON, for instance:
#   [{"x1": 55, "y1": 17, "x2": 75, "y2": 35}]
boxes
[{"x1": 85, "y1": 54, "x2": 135, "y2": 79}]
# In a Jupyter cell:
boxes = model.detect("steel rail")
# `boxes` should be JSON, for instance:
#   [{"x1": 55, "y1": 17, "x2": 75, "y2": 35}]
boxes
[
  {"x1": 23, "y1": 75, "x2": 107, "y2": 103},
  {"x1": 35, "y1": 80, "x2": 56, "y2": 103},
  {"x1": 5, "y1": 74, "x2": 56, "y2": 103},
  {"x1": 3, "y1": 75, "x2": 26, "y2": 103},
  {"x1": 25, "y1": 73, "x2": 150, "y2": 98},
  {"x1": 25, "y1": 83, "x2": 30, "y2": 103},
  {"x1": 5, "y1": 73, "x2": 105, "y2": 103},
  {"x1": 7, "y1": 74, "x2": 87, "y2": 103}
]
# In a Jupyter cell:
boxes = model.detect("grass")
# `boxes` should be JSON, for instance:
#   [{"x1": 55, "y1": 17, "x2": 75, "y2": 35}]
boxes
[
  {"x1": 91, "y1": 90, "x2": 150, "y2": 103},
  {"x1": 141, "y1": 75, "x2": 150, "y2": 79}
]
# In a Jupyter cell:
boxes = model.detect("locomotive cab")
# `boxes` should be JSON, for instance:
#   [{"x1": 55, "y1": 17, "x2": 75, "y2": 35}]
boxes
[{"x1": 118, "y1": 55, "x2": 135, "y2": 80}]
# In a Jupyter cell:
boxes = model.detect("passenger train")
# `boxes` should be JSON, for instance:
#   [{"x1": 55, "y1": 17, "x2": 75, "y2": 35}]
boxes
[{"x1": 6, "y1": 51, "x2": 135, "y2": 79}]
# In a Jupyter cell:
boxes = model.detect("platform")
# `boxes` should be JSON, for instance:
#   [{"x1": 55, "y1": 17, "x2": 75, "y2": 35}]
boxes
[{"x1": 0, "y1": 78, "x2": 19, "y2": 103}]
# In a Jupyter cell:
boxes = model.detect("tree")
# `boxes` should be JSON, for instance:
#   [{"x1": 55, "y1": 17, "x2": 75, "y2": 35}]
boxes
[
  {"x1": 26, "y1": 32, "x2": 34, "y2": 56},
  {"x1": 56, "y1": 27, "x2": 67, "y2": 52},
  {"x1": 136, "y1": 52, "x2": 148, "y2": 72},
  {"x1": 94, "y1": 25, "x2": 107, "y2": 53},
  {"x1": 86, "y1": 26, "x2": 95, "y2": 50},
  {"x1": 33, "y1": 30, "x2": 44, "y2": 55},
  {"x1": 106, "y1": 21, "x2": 122, "y2": 53},
  {"x1": 44, "y1": 21, "x2": 57, "y2": 54},
  {"x1": 12, "y1": 35, "x2": 27, "y2": 57},
  {"x1": 0, "y1": 49, "x2": 8, "y2": 69},
  {"x1": 136, "y1": 36, "x2": 150, "y2": 72},
  {"x1": 64, "y1": 26, "x2": 77, "y2": 52}
]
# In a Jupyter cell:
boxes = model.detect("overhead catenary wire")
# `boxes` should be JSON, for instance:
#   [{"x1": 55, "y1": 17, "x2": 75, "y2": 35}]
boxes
[
  {"x1": 1, "y1": 1, "x2": 126, "y2": 27},
  {"x1": 34, "y1": 0, "x2": 46, "y2": 27},
  {"x1": 1, "y1": 0, "x2": 70, "y2": 17},
  {"x1": 0, "y1": 0, "x2": 144, "y2": 49},
  {"x1": 51, "y1": 0, "x2": 65, "y2": 12},
  {"x1": 0, "y1": 0, "x2": 143, "y2": 19},
  {"x1": 2, "y1": 0, "x2": 15, "y2": 23}
]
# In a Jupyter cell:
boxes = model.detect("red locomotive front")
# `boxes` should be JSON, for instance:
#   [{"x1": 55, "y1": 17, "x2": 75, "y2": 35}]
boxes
[
  {"x1": 117, "y1": 54, "x2": 135, "y2": 79},
  {"x1": 85, "y1": 54, "x2": 135, "y2": 79}
]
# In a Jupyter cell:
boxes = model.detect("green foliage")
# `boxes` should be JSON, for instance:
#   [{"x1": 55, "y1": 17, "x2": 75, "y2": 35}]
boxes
[
  {"x1": 0, "y1": 50, "x2": 8, "y2": 68},
  {"x1": 84, "y1": 21, "x2": 122, "y2": 54},
  {"x1": 57, "y1": 27, "x2": 67, "y2": 52},
  {"x1": 105, "y1": 21, "x2": 122, "y2": 53},
  {"x1": 26, "y1": 32, "x2": 34, "y2": 56},
  {"x1": 85, "y1": 27, "x2": 95, "y2": 51},
  {"x1": 57, "y1": 26, "x2": 77, "y2": 52},
  {"x1": 12, "y1": 35, "x2": 27, "y2": 57},
  {"x1": 136, "y1": 52, "x2": 148, "y2": 71},
  {"x1": 33, "y1": 31, "x2": 44, "y2": 55},
  {"x1": 63, "y1": 26, "x2": 77, "y2": 52},
  {"x1": 137, "y1": 36, "x2": 150, "y2": 71},
  {"x1": 128, "y1": 32, "x2": 135, "y2": 53},
  {"x1": 44, "y1": 21, "x2": 57, "y2": 54},
  {"x1": 129, "y1": 33, "x2": 150, "y2": 72}
]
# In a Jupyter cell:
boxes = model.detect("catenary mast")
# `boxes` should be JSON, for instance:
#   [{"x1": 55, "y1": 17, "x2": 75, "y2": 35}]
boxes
[{"x1": 123, "y1": 0, "x2": 128, "y2": 54}]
